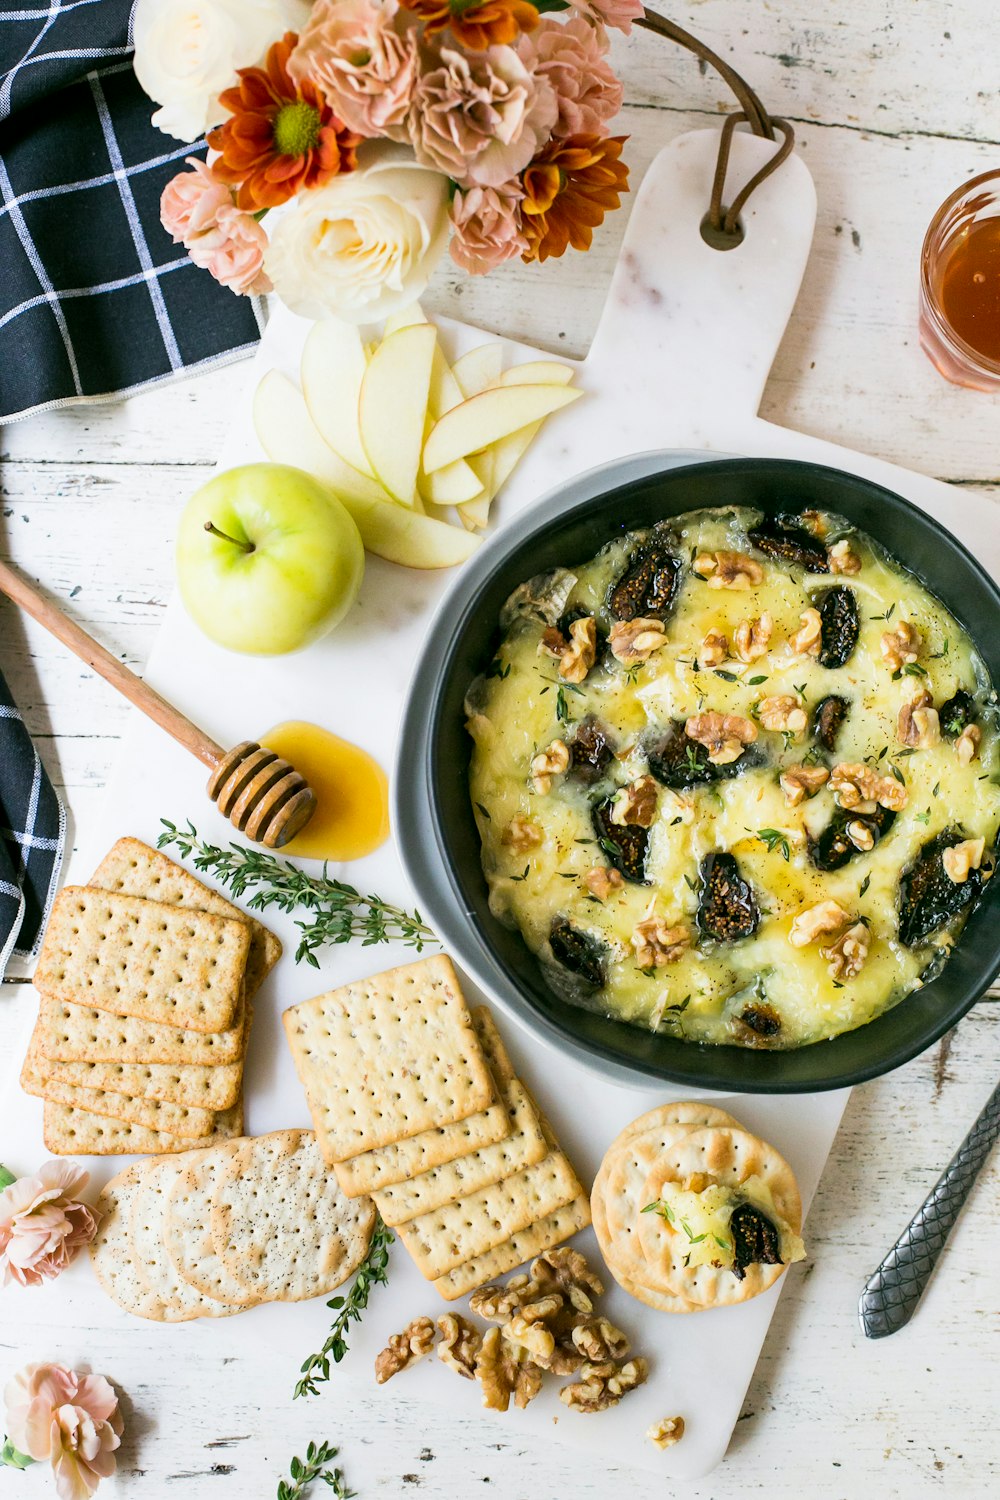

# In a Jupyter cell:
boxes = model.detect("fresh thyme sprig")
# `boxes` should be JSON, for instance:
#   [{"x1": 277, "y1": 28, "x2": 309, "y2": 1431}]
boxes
[
  {"x1": 294, "y1": 1218, "x2": 394, "y2": 1399},
  {"x1": 277, "y1": 1441, "x2": 354, "y2": 1500},
  {"x1": 157, "y1": 822, "x2": 437, "y2": 967}
]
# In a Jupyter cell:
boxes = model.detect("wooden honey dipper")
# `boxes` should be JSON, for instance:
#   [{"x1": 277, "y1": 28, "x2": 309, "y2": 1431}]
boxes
[{"x1": 0, "y1": 559, "x2": 317, "y2": 849}]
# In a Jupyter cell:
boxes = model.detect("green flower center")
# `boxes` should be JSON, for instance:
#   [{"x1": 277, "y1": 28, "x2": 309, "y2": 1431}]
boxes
[{"x1": 273, "y1": 99, "x2": 322, "y2": 158}]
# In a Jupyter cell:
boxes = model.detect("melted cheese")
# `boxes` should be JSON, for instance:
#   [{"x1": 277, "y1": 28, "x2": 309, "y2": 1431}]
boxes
[
  {"x1": 650, "y1": 1174, "x2": 805, "y2": 1272},
  {"x1": 467, "y1": 507, "x2": 1000, "y2": 1049}
]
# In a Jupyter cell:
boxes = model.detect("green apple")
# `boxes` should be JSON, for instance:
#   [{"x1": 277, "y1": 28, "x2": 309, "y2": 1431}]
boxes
[{"x1": 176, "y1": 463, "x2": 365, "y2": 655}]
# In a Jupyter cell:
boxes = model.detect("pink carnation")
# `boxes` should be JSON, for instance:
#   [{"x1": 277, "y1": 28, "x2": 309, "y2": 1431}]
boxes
[
  {"x1": 520, "y1": 17, "x2": 622, "y2": 138},
  {"x1": 161, "y1": 159, "x2": 271, "y2": 295},
  {"x1": 288, "y1": 0, "x2": 417, "y2": 141},
  {"x1": 0, "y1": 1160, "x2": 98, "y2": 1288},
  {"x1": 450, "y1": 183, "x2": 528, "y2": 273},
  {"x1": 160, "y1": 156, "x2": 232, "y2": 242},
  {"x1": 568, "y1": 0, "x2": 644, "y2": 36},
  {"x1": 4, "y1": 1363, "x2": 123, "y2": 1500}
]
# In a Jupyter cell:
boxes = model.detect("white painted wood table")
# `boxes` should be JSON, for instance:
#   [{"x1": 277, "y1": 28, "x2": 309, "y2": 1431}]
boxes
[{"x1": 3, "y1": 4, "x2": 1000, "y2": 1496}]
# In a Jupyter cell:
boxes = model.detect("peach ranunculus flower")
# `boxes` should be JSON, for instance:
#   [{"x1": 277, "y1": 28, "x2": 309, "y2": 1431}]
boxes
[
  {"x1": 288, "y1": 0, "x2": 419, "y2": 142},
  {"x1": 4, "y1": 1363, "x2": 123, "y2": 1500},
  {"x1": 161, "y1": 159, "x2": 272, "y2": 295},
  {"x1": 409, "y1": 44, "x2": 556, "y2": 189},
  {"x1": 519, "y1": 17, "x2": 623, "y2": 138},
  {"x1": 567, "y1": 0, "x2": 644, "y2": 35},
  {"x1": 450, "y1": 183, "x2": 528, "y2": 273},
  {"x1": 0, "y1": 1161, "x2": 99, "y2": 1288}
]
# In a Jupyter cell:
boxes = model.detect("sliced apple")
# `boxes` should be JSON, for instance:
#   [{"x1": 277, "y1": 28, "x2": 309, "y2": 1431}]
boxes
[
  {"x1": 301, "y1": 319, "x2": 374, "y2": 477},
  {"x1": 345, "y1": 493, "x2": 482, "y2": 568},
  {"x1": 359, "y1": 323, "x2": 437, "y2": 506},
  {"x1": 423, "y1": 383, "x2": 582, "y2": 473},
  {"x1": 452, "y1": 344, "x2": 503, "y2": 399},
  {"x1": 490, "y1": 419, "x2": 543, "y2": 496},
  {"x1": 253, "y1": 370, "x2": 391, "y2": 506},
  {"x1": 383, "y1": 302, "x2": 428, "y2": 336},
  {"x1": 421, "y1": 461, "x2": 484, "y2": 506},
  {"x1": 499, "y1": 361, "x2": 575, "y2": 388}
]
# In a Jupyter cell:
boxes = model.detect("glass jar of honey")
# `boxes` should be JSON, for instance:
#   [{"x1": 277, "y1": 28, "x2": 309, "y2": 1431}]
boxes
[{"x1": 920, "y1": 169, "x2": 1000, "y2": 391}]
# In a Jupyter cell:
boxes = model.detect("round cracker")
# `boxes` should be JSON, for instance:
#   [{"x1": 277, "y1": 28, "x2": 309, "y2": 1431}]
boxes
[
  {"x1": 591, "y1": 1173, "x2": 695, "y2": 1313},
  {"x1": 89, "y1": 1164, "x2": 172, "y2": 1322},
  {"x1": 637, "y1": 1126, "x2": 803, "y2": 1308},
  {"x1": 210, "y1": 1129, "x2": 376, "y2": 1303},
  {"x1": 164, "y1": 1143, "x2": 260, "y2": 1307},
  {"x1": 607, "y1": 1102, "x2": 739, "y2": 1156},
  {"x1": 130, "y1": 1158, "x2": 238, "y2": 1320}
]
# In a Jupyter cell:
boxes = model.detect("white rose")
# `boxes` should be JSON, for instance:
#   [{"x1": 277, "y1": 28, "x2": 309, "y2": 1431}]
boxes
[
  {"x1": 265, "y1": 162, "x2": 452, "y2": 324},
  {"x1": 133, "y1": 0, "x2": 311, "y2": 142}
]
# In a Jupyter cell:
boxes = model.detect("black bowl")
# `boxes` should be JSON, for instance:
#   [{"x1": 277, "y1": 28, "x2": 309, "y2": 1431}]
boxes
[{"x1": 395, "y1": 455, "x2": 1000, "y2": 1092}]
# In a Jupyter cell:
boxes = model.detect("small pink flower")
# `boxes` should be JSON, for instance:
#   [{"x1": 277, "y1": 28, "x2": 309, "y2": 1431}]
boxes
[
  {"x1": 160, "y1": 159, "x2": 272, "y2": 296},
  {"x1": 519, "y1": 16, "x2": 622, "y2": 138},
  {"x1": 568, "y1": 0, "x2": 644, "y2": 36},
  {"x1": 4, "y1": 1363, "x2": 123, "y2": 1500},
  {"x1": 0, "y1": 1161, "x2": 99, "y2": 1288},
  {"x1": 160, "y1": 157, "x2": 232, "y2": 242},
  {"x1": 288, "y1": 0, "x2": 418, "y2": 141},
  {"x1": 450, "y1": 182, "x2": 528, "y2": 273}
]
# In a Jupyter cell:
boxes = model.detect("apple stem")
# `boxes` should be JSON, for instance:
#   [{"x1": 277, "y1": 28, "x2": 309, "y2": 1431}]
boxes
[{"x1": 204, "y1": 521, "x2": 255, "y2": 554}]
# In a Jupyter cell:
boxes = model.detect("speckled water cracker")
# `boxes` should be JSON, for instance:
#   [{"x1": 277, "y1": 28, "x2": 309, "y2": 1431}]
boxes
[
  {"x1": 607, "y1": 1102, "x2": 739, "y2": 1154},
  {"x1": 468, "y1": 1006, "x2": 517, "y2": 1085},
  {"x1": 90, "y1": 837, "x2": 281, "y2": 998},
  {"x1": 164, "y1": 1146, "x2": 260, "y2": 1307},
  {"x1": 396, "y1": 1146, "x2": 584, "y2": 1280},
  {"x1": 129, "y1": 1158, "x2": 238, "y2": 1320},
  {"x1": 636, "y1": 1126, "x2": 804, "y2": 1308},
  {"x1": 44, "y1": 1096, "x2": 243, "y2": 1156},
  {"x1": 333, "y1": 1093, "x2": 511, "y2": 1198},
  {"x1": 89, "y1": 1163, "x2": 171, "y2": 1322},
  {"x1": 432, "y1": 1194, "x2": 592, "y2": 1302},
  {"x1": 372, "y1": 1080, "x2": 547, "y2": 1226},
  {"x1": 40, "y1": 987, "x2": 248, "y2": 1066},
  {"x1": 20, "y1": 1028, "x2": 216, "y2": 1137},
  {"x1": 35, "y1": 888, "x2": 248, "y2": 1033},
  {"x1": 43, "y1": 1048, "x2": 243, "y2": 1112},
  {"x1": 590, "y1": 1160, "x2": 695, "y2": 1314},
  {"x1": 284, "y1": 954, "x2": 495, "y2": 1162},
  {"x1": 211, "y1": 1130, "x2": 375, "y2": 1302}
]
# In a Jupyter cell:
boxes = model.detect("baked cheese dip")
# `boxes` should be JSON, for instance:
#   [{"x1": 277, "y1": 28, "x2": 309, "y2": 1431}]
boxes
[{"x1": 465, "y1": 506, "x2": 1000, "y2": 1049}]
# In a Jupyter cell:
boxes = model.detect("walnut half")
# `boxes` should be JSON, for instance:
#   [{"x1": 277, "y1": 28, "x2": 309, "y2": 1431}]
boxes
[
  {"x1": 694, "y1": 550, "x2": 764, "y2": 590},
  {"x1": 375, "y1": 1317, "x2": 436, "y2": 1384},
  {"x1": 530, "y1": 738, "x2": 570, "y2": 794},
  {"x1": 609, "y1": 775, "x2": 659, "y2": 829},
  {"x1": 880, "y1": 621, "x2": 921, "y2": 671},
  {"x1": 757, "y1": 695, "x2": 808, "y2": 735},
  {"x1": 789, "y1": 899, "x2": 850, "y2": 948},
  {"x1": 897, "y1": 691, "x2": 940, "y2": 750},
  {"x1": 821, "y1": 921, "x2": 870, "y2": 980},
  {"x1": 609, "y1": 616, "x2": 668, "y2": 664},
  {"x1": 560, "y1": 1357, "x2": 649, "y2": 1413},
  {"x1": 942, "y1": 837, "x2": 985, "y2": 885},
  {"x1": 584, "y1": 865, "x2": 624, "y2": 902},
  {"x1": 733, "y1": 612, "x2": 772, "y2": 663},
  {"x1": 830, "y1": 762, "x2": 907, "y2": 813},
  {"x1": 437, "y1": 1314, "x2": 481, "y2": 1379},
  {"x1": 631, "y1": 918, "x2": 690, "y2": 969},
  {"x1": 685, "y1": 711, "x2": 757, "y2": 765},
  {"x1": 502, "y1": 815, "x2": 542, "y2": 853},
  {"x1": 779, "y1": 763, "x2": 830, "y2": 807},
  {"x1": 559, "y1": 616, "x2": 598, "y2": 683}
]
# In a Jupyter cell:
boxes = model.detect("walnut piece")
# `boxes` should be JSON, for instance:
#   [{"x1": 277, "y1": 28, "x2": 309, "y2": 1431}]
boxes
[
  {"x1": 375, "y1": 1317, "x2": 436, "y2": 1384},
  {"x1": 897, "y1": 691, "x2": 940, "y2": 750},
  {"x1": 560, "y1": 616, "x2": 598, "y2": 683},
  {"x1": 699, "y1": 629, "x2": 729, "y2": 668},
  {"x1": 942, "y1": 837, "x2": 985, "y2": 884},
  {"x1": 684, "y1": 711, "x2": 757, "y2": 765},
  {"x1": 956, "y1": 724, "x2": 981, "y2": 766},
  {"x1": 571, "y1": 1317, "x2": 630, "y2": 1364},
  {"x1": 789, "y1": 607, "x2": 822, "y2": 657},
  {"x1": 530, "y1": 738, "x2": 570, "y2": 794},
  {"x1": 789, "y1": 899, "x2": 850, "y2": 948},
  {"x1": 779, "y1": 763, "x2": 830, "y2": 807},
  {"x1": 846, "y1": 819, "x2": 875, "y2": 852},
  {"x1": 560, "y1": 1357, "x2": 649, "y2": 1413},
  {"x1": 610, "y1": 774, "x2": 659, "y2": 829},
  {"x1": 502, "y1": 815, "x2": 542, "y2": 853},
  {"x1": 733, "y1": 612, "x2": 773, "y2": 663},
  {"x1": 437, "y1": 1314, "x2": 481, "y2": 1379},
  {"x1": 827, "y1": 538, "x2": 861, "y2": 575},
  {"x1": 584, "y1": 865, "x2": 624, "y2": 901},
  {"x1": 609, "y1": 616, "x2": 668, "y2": 664},
  {"x1": 830, "y1": 762, "x2": 907, "y2": 813},
  {"x1": 503, "y1": 1310, "x2": 556, "y2": 1363},
  {"x1": 531, "y1": 1247, "x2": 604, "y2": 1311},
  {"x1": 470, "y1": 1275, "x2": 535, "y2": 1324},
  {"x1": 821, "y1": 921, "x2": 870, "y2": 980},
  {"x1": 631, "y1": 918, "x2": 691, "y2": 969},
  {"x1": 757, "y1": 695, "x2": 808, "y2": 735},
  {"x1": 880, "y1": 621, "x2": 921, "y2": 671},
  {"x1": 647, "y1": 1416, "x2": 686, "y2": 1450},
  {"x1": 694, "y1": 550, "x2": 764, "y2": 590},
  {"x1": 475, "y1": 1327, "x2": 541, "y2": 1411}
]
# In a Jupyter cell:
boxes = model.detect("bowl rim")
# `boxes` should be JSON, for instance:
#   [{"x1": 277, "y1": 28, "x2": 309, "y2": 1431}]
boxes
[{"x1": 394, "y1": 450, "x2": 1000, "y2": 1092}]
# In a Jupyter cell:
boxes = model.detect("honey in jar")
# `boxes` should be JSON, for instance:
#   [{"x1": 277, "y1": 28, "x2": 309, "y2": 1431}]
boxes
[{"x1": 920, "y1": 170, "x2": 1000, "y2": 390}]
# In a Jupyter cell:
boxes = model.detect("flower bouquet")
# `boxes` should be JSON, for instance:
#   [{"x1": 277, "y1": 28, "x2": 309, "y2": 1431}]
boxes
[{"x1": 137, "y1": 0, "x2": 636, "y2": 322}]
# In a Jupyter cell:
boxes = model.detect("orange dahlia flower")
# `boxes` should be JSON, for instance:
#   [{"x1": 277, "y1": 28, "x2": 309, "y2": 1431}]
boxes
[
  {"x1": 207, "y1": 32, "x2": 361, "y2": 213},
  {"x1": 403, "y1": 0, "x2": 539, "y2": 51},
  {"x1": 520, "y1": 133, "x2": 629, "y2": 262}
]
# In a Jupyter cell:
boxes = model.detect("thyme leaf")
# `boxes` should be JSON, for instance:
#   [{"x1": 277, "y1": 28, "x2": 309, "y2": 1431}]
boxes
[
  {"x1": 277, "y1": 1442, "x2": 354, "y2": 1500},
  {"x1": 295, "y1": 1218, "x2": 393, "y2": 1399}
]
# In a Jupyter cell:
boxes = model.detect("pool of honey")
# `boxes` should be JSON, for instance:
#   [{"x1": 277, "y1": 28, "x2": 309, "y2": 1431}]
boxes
[
  {"x1": 261, "y1": 721, "x2": 389, "y2": 862},
  {"x1": 939, "y1": 215, "x2": 1000, "y2": 362}
]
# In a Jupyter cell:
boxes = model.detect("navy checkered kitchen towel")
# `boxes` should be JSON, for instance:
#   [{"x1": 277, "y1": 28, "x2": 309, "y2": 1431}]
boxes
[
  {"x1": 0, "y1": 668, "x2": 65, "y2": 972},
  {"x1": 0, "y1": 0, "x2": 263, "y2": 424}
]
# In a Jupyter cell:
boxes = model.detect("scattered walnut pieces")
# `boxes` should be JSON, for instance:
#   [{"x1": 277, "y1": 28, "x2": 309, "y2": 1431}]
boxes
[
  {"x1": 694, "y1": 550, "x2": 764, "y2": 590},
  {"x1": 502, "y1": 814, "x2": 542, "y2": 853},
  {"x1": 609, "y1": 616, "x2": 667, "y2": 663},
  {"x1": 789, "y1": 899, "x2": 851, "y2": 948},
  {"x1": 530, "y1": 738, "x2": 570, "y2": 794},
  {"x1": 571, "y1": 1317, "x2": 630, "y2": 1364},
  {"x1": 897, "y1": 691, "x2": 940, "y2": 750},
  {"x1": 880, "y1": 620, "x2": 921, "y2": 671},
  {"x1": 830, "y1": 762, "x2": 907, "y2": 813},
  {"x1": 699, "y1": 628, "x2": 729, "y2": 668},
  {"x1": 610, "y1": 775, "x2": 659, "y2": 829},
  {"x1": 789, "y1": 607, "x2": 822, "y2": 658},
  {"x1": 631, "y1": 917, "x2": 691, "y2": 969},
  {"x1": 437, "y1": 1314, "x2": 481, "y2": 1379},
  {"x1": 821, "y1": 921, "x2": 870, "y2": 980},
  {"x1": 560, "y1": 1358, "x2": 649, "y2": 1413},
  {"x1": 943, "y1": 837, "x2": 986, "y2": 885},
  {"x1": 757, "y1": 695, "x2": 808, "y2": 735},
  {"x1": 584, "y1": 865, "x2": 624, "y2": 902},
  {"x1": 375, "y1": 1317, "x2": 436, "y2": 1384},
  {"x1": 827, "y1": 538, "x2": 861, "y2": 575},
  {"x1": 684, "y1": 711, "x2": 757, "y2": 765},
  {"x1": 779, "y1": 763, "x2": 830, "y2": 806},
  {"x1": 560, "y1": 616, "x2": 598, "y2": 683},
  {"x1": 733, "y1": 612, "x2": 773, "y2": 663},
  {"x1": 956, "y1": 723, "x2": 981, "y2": 766},
  {"x1": 647, "y1": 1416, "x2": 686, "y2": 1450}
]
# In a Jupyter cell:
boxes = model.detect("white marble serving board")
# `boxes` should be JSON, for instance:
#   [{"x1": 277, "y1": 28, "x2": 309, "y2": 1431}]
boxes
[{"x1": 4, "y1": 128, "x2": 1000, "y2": 1480}]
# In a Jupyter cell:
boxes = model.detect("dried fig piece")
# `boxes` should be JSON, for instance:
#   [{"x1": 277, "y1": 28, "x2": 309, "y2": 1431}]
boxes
[
  {"x1": 592, "y1": 797, "x2": 649, "y2": 884},
  {"x1": 607, "y1": 536, "x2": 682, "y2": 622},
  {"x1": 646, "y1": 720, "x2": 763, "y2": 790},
  {"x1": 809, "y1": 805, "x2": 896, "y2": 872},
  {"x1": 730, "y1": 1203, "x2": 783, "y2": 1280},
  {"x1": 697, "y1": 852, "x2": 760, "y2": 943},
  {"x1": 549, "y1": 916, "x2": 607, "y2": 988},
  {"x1": 813, "y1": 694, "x2": 848, "y2": 751},
  {"x1": 939, "y1": 689, "x2": 976, "y2": 739},
  {"x1": 747, "y1": 516, "x2": 829, "y2": 573},
  {"x1": 817, "y1": 587, "x2": 860, "y2": 668},
  {"x1": 898, "y1": 831, "x2": 985, "y2": 948},
  {"x1": 568, "y1": 718, "x2": 615, "y2": 785},
  {"x1": 737, "y1": 1003, "x2": 782, "y2": 1040}
]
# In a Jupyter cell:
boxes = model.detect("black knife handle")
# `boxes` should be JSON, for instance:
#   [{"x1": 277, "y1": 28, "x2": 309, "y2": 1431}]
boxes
[{"x1": 859, "y1": 1077, "x2": 1000, "y2": 1339}]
